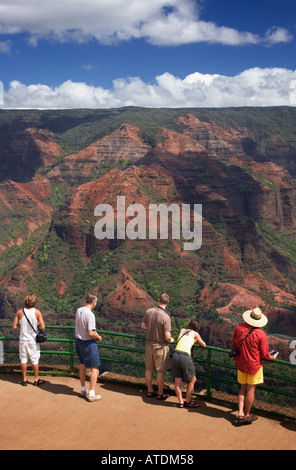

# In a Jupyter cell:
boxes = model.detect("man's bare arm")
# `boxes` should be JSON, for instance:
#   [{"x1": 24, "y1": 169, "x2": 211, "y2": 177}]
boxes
[
  {"x1": 165, "y1": 331, "x2": 174, "y2": 343},
  {"x1": 88, "y1": 330, "x2": 102, "y2": 341}
]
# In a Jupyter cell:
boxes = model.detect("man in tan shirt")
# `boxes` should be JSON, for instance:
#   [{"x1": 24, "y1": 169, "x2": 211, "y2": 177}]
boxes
[{"x1": 141, "y1": 293, "x2": 174, "y2": 399}]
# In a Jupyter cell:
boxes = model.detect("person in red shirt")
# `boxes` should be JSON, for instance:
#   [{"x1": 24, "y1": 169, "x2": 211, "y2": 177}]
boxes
[{"x1": 232, "y1": 307, "x2": 279, "y2": 425}]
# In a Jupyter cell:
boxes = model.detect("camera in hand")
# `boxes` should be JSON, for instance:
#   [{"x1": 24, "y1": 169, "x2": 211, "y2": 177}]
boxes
[{"x1": 269, "y1": 349, "x2": 276, "y2": 356}]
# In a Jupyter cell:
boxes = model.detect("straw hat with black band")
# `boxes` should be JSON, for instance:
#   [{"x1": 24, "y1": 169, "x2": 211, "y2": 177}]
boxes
[{"x1": 242, "y1": 307, "x2": 268, "y2": 328}]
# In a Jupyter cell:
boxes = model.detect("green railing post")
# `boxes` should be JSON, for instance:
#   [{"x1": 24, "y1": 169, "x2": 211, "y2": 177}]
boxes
[
  {"x1": 206, "y1": 347, "x2": 212, "y2": 400},
  {"x1": 69, "y1": 327, "x2": 74, "y2": 374}
]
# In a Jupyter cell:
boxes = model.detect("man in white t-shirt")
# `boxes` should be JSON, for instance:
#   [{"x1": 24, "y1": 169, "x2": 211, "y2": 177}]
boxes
[
  {"x1": 12, "y1": 293, "x2": 45, "y2": 386},
  {"x1": 75, "y1": 293, "x2": 102, "y2": 402}
]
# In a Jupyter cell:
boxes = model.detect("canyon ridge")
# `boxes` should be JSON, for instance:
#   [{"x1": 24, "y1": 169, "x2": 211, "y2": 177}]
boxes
[{"x1": 0, "y1": 106, "x2": 296, "y2": 358}]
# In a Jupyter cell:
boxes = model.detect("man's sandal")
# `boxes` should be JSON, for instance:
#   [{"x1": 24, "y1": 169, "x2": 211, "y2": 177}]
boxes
[
  {"x1": 184, "y1": 400, "x2": 200, "y2": 408},
  {"x1": 245, "y1": 414, "x2": 258, "y2": 423},
  {"x1": 34, "y1": 379, "x2": 45, "y2": 386},
  {"x1": 237, "y1": 415, "x2": 252, "y2": 426},
  {"x1": 157, "y1": 392, "x2": 170, "y2": 400}
]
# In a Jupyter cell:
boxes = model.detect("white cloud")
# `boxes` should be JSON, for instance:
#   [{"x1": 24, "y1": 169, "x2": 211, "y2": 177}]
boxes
[
  {"x1": 5, "y1": 79, "x2": 118, "y2": 108},
  {"x1": 3, "y1": 68, "x2": 296, "y2": 109},
  {"x1": 82, "y1": 63, "x2": 97, "y2": 71},
  {"x1": 264, "y1": 27, "x2": 293, "y2": 45},
  {"x1": 0, "y1": 40, "x2": 12, "y2": 54},
  {"x1": 0, "y1": 0, "x2": 292, "y2": 47}
]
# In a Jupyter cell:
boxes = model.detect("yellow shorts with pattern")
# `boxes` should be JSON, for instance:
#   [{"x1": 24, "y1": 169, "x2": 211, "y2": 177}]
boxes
[{"x1": 237, "y1": 366, "x2": 263, "y2": 385}]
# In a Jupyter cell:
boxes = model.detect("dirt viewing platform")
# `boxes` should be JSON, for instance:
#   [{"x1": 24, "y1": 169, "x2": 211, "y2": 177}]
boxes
[{"x1": 1, "y1": 373, "x2": 295, "y2": 451}]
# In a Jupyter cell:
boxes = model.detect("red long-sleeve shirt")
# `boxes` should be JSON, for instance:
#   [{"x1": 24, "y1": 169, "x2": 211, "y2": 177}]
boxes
[{"x1": 232, "y1": 322, "x2": 272, "y2": 375}]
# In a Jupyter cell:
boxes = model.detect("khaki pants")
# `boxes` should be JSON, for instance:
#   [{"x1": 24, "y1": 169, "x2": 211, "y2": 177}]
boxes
[{"x1": 145, "y1": 343, "x2": 170, "y2": 372}]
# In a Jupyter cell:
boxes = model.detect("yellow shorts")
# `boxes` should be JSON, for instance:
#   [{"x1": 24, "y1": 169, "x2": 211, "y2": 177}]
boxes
[{"x1": 237, "y1": 366, "x2": 263, "y2": 385}]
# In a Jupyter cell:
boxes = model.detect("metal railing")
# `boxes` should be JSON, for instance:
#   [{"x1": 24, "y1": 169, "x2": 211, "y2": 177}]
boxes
[{"x1": 0, "y1": 325, "x2": 295, "y2": 420}]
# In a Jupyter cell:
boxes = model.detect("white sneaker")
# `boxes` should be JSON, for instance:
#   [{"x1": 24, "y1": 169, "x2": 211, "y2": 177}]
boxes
[{"x1": 86, "y1": 394, "x2": 102, "y2": 402}]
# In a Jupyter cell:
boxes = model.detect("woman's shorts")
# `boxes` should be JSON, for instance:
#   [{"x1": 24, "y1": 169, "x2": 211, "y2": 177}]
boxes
[
  {"x1": 237, "y1": 366, "x2": 264, "y2": 385},
  {"x1": 171, "y1": 351, "x2": 196, "y2": 381},
  {"x1": 19, "y1": 340, "x2": 40, "y2": 365},
  {"x1": 75, "y1": 338, "x2": 101, "y2": 368},
  {"x1": 145, "y1": 344, "x2": 170, "y2": 372}
]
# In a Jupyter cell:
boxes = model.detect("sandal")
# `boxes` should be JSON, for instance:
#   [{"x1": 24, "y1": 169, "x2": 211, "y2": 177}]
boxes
[
  {"x1": 34, "y1": 379, "x2": 45, "y2": 386},
  {"x1": 245, "y1": 414, "x2": 258, "y2": 423},
  {"x1": 20, "y1": 380, "x2": 27, "y2": 386},
  {"x1": 146, "y1": 391, "x2": 157, "y2": 398},
  {"x1": 236, "y1": 415, "x2": 251, "y2": 426},
  {"x1": 179, "y1": 403, "x2": 184, "y2": 408},
  {"x1": 157, "y1": 392, "x2": 170, "y2": 400},
  {"x1": 184, "y1": 400, "x2": 200, "y2": 408}
]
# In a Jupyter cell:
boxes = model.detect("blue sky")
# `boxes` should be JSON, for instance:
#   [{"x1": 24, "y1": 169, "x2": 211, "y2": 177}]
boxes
[{"x1": 0, "y1": 0, "x2": 295, "y2": 108}]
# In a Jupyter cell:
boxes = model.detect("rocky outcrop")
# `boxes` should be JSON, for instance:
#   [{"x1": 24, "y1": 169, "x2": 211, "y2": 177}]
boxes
[
  {"x1": 157, "y1": 127, "x2": 208, "y2": 154},
  {"x1": 0, "y1": 119, "x2": 64, "y2": 182},
  {"x1": 102, "y1": 267, "x2": 154, "y2": 321},
  {"x1": 0, "y1": 179, "x2": 53, "y2": 251},
  {"x1": 135, "y1": 144, "x2": 296, "y2": 280},
  {"x1": 47, "y1": 123, "x2": 150, "y2": 185},
  {"x1": 178, "y1": 113, "x2": 253, "y2": 160},
  {"x1": 53, "y1": 162, "x2": 181, "y2": 256}
]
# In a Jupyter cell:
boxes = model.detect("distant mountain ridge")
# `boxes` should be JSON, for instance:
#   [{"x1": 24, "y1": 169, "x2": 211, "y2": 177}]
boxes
[{"x1": 0, "y1": 106, "x2": 296, "y2": 358}]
